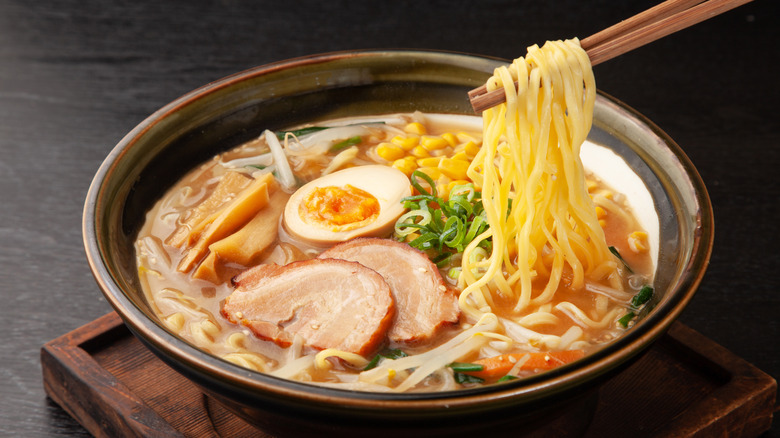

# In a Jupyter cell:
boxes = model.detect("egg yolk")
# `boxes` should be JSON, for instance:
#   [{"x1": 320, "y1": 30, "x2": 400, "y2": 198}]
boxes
[{"x1": 300, "y1": 185, "x2": 380, "y2": 230}]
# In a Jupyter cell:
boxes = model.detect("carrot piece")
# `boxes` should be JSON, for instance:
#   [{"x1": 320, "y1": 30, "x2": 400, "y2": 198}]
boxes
[{"x1": 464, "y1": 350, "x2": 585, "y2": 380}]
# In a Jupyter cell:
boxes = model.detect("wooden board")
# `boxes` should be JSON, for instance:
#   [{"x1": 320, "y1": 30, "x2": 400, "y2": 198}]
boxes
[{"x1": 41, "y1": 312, "x2": 776, "y2": 437}]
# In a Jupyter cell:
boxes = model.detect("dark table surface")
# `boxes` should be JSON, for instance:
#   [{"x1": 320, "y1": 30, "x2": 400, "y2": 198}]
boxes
[{"x1": 1, "y1": 0, "x2": 777, "y2": 436}]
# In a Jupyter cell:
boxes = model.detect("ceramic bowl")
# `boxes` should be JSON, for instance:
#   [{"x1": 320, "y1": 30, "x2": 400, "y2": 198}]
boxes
[{"x1": 83, "y1": 50, "x2": 713, "y2": 436}]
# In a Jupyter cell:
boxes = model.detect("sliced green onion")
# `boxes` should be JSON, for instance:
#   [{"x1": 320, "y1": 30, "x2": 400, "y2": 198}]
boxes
[
  {"x1": 609, "y1": 246, "x2": 634, "y2": 273},
  {"x1": 395, "y1": 210, "x2": 432, "y2": 236},
  {"x1": 618, "y1": 312, "x2": 636, "y2": 328},
  {"x1": 447, "y1": 195, "x2": 474, "y2": 217},
  {"x1": 497, "y1": 375, "x2": 519, "y2": 383},
  {"x1": 363, "y1": 355, "x2": 381, "y2": 371},
  {"x1": 631, "y1": 285, "x2": 653, "y2": 307},
  {"x1": 381, "y1": 349, "x2": 408, "y2": 360},
  {"x1": 449, "y1": 183, "x2": 475, "y2": 201},
  {"x1": 330, "y1": 135, "x2": 362, "y2": 152},
  {"x1": 409, "y1": 232, "x2": 439, "y2": 251},
  {"x1": 432, "y1": 253, "x2": 453, "y2": 268},
  {"x1": 275, "y1": 126, "x2": 329, "y2": 139},
  {"x1": 395, "y1": 171, "x2": 490, "y2": 266},
  {"x1": 469, "y1": 247, "x2": 488, "y2": 264},
  {"x1": 442, "y1": 217, "x2": 467, "y2": 249},
  {"x1": 276, "y1": 121, "x2": 387, "y2": 140},
  {"x1": 447, "y1": 362, "x2": 484, "y2": 372},
  {"x1": 620, "y1": 285, "x2": 654, "y2": 328},
  {"x1": 363, "y1": 348, "x2": 408, "y2": 371},
  {"x1": 463, "y1": 213, "x2": 487, "y2": 243},
  {"x1": 409, "y1": 170, "x2": 437, "y2": 198},
  {"x1": 438, "y1": 216, "x2": 460, "y2": 245},
  {"x1": 454, "y1": 372, "x2": 484, "y2": 384},
  {"x1": 617, "y1": 284, "x2": 655, "y2": 328}
]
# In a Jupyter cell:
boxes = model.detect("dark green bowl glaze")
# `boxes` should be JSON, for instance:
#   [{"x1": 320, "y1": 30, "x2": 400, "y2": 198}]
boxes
[{"x1": 83, "y1": 50, "x2": 713, "y2": 436}]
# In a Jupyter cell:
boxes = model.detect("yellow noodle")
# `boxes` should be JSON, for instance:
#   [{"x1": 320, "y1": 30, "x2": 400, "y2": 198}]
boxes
[
  {"x1": 190, "y1": 319, "x2": 220, "y2": 345},
  {"x1": 314, "y1": 349, "x2": 370, "y2": 370},
  {"x1": 518, "y1": 311, "x2": 560, "y2": 328},
  {"x1": 461, "y1": 39, "x2": 616, "y2": 321},
  {"x1": 222, "y1": 353, "x2": 270, "y2": 372},
  {"x1": 555, "y1": 302, "x2": 623, "y2": 329}
]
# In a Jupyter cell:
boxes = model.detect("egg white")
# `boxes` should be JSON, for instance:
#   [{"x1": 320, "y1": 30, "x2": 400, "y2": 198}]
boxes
[{"x1": 282, "y1": 165, "x2": 412, "y2": 246}]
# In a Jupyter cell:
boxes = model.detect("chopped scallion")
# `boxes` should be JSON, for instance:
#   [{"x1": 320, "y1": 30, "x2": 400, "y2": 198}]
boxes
[
  {"x1": 275, "y1": 122, "x2": 386, "y2": 141},
  {"x1": 447, "y1": 362, "x2": 484, "y2": 372},
  {"x1": 609, "y1": 246, "x2": 634, "y2": 273},
  {"x1": 394, "y1": 170, "x2": 489, "y2": 263},
  {"x1": 381, "y1": 349, "x2": 408, "y2": 360},
  {"x1": 631, "y1": 285, "x2": 653, "y2": 307},
  {"x1": 363, "y1": 348, "x2": 408, "y2": 371},
  {"x1": 454, "y1": 372, "x2": 484, "y2": 384},
  {"x1": 275, "y1": 126, "x2": 329, "y2": 139},
  {"x1": 330, "y1": 135, "x2": 362, "y2": 152},
  {"x1": 620, "y1": 285, "x2": 654, "y2": 328},
  {"x1": 618, "y1": 312, "x2": 636, "y2": 328}
]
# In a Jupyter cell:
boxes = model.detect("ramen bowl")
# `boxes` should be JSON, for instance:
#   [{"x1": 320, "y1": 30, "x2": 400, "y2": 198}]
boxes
[{"x1": 83, "y1": 50, "x2": 713, "y2": 436}]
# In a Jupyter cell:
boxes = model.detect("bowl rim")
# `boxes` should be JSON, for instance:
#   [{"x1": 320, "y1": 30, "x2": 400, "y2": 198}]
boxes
[{"x1": 83, "y1": 48, "x2": 714, "y2": 411}]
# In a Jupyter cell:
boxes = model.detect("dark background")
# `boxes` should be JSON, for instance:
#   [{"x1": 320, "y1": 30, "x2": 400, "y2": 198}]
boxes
[{"x1": 0, "y1": 0, "x2": 777, "y2": 436}]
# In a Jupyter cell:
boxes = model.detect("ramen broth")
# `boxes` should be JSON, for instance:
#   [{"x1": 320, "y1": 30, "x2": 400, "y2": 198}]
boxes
[{"x1": 135, "y1": 112, "x2": 654, "y2": 391}]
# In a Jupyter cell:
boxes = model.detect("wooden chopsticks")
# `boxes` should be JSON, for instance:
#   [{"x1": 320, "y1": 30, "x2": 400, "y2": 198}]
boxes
[{"x1": 468, "y1": 0, "x2": 754, "y2": 113}]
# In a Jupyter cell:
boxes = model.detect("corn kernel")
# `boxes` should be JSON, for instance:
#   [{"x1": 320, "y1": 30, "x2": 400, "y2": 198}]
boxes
[
  {"x1": 451, "y1": 151, "x2": 470, "y2": 162},
  {"x1": 598, "y1": 219, "x2": 607, "y2": 228},
  {"x1": 420, "y1": 135, "x2": 450, "y2": 151},
  {"x1": 404, "y1": 122, "x2": 427, "y2": 135},
  {"x1": 441, "y1": 132, "x2": 458, "y2": 147},
  {"x1": 392, "y1": 157, "x2": 417, "y2": 176},
  {"x1": 586, "y1": 180, "x2": 598, "y2": 192},
  {"x1": 436, "y1": 184, "x2": 449, "y2": 200},
  {"x1": 628, "y1": 231, "x2": 649, "y2": 253},
  {"x1": 417, "y1": 166, "x2": 442, "y2": 180},
  {"x1": 595, "y1": 206, "x2": 607, "y2": 219},
  {"x1": 391, "y1": 135, "x2": 419, "y2": 151},
  {"x1": 631, "y1": 231, "x2": 648, "y2": 239},
  {"x1": 438, "y1": 158, "x2": 470, "y2": 180},
  {"x1": 464, "y1": 141, "x2": 481, "y2": 158},
  {"x1": 411, "y1": 145, "x2": 430, "y2": 158},
  {"x1": 416, "y1": 157, "x2": 442, "y2": 167},
  {"x1": 376, "y1": 142, "x2": 405, "y2": 161}
]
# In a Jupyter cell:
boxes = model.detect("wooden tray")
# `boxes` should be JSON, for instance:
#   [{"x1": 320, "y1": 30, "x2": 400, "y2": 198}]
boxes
[{"x1": 41, "y1": 312, "x2": 776, "y2": 437}]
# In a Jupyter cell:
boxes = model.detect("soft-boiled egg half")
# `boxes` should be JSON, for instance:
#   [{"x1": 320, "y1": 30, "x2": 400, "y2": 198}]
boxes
[{"x1": 283, "y1": 165, "x2": 412, "y2": 246}]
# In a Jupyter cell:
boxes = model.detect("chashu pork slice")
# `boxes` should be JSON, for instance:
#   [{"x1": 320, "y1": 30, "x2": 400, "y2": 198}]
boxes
[
  {"x1": 318, "y1": 238, "x2": 460, "y2": 344},
  {"x1": 221, "y1": 258, "x2": 395, "y2": 356}
]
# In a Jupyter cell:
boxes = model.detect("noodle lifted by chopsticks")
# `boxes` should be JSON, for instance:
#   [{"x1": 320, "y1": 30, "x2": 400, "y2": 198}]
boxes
[{"x1": 459, "y1": 39, "x2": 619, "y2": 320}]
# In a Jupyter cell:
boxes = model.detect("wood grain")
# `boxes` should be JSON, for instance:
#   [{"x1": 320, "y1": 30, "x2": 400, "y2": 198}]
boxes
[{"x1": 41, "y1": 313, "x2": 776, "y2": 437}]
